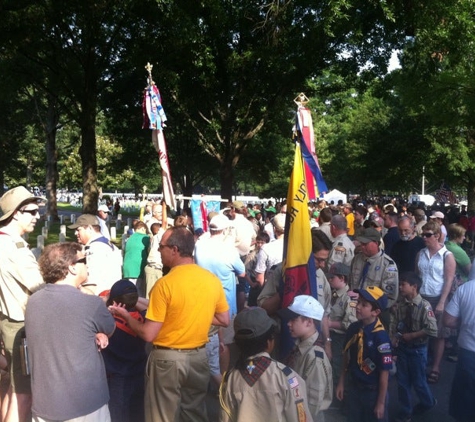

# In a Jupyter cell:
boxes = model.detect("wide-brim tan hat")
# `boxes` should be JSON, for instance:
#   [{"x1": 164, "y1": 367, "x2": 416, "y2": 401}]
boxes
[{"x1": 0, "y1": 186, "x2": 43, "y2": 222}]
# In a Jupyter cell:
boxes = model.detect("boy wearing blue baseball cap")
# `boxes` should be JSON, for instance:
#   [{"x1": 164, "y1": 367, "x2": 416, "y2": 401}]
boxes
[{"x1": 336, "y1": 286, "x2": 392, "y2": 422}]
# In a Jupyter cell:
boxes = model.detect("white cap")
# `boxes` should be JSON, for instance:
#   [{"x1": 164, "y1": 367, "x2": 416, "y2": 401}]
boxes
[
  {"x1": 280, "y1": 295, "x2": 324, "y2": 321},
  {"x1": 209, "y1": 214, "x2": 229, "y2": 231},
  {"x1": 98, "y1": 204, "x2": 109, "y2": 213}
]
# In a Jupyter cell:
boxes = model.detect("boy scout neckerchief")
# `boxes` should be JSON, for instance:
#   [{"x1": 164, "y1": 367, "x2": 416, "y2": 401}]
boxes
[
  {"x1": 343, "y1": 318, "x2": 384, "y2": 369},
  {"x1": 239, "y1": 355, "x2": 272, "y2": 386}
]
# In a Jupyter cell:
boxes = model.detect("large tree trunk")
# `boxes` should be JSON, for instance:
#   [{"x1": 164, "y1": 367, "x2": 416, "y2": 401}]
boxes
[
  {"x1": 44, "y1": 94, "x2": 59, "y2": 220},
  {"x1": 79, "y1": 109, "x2": 98, "y2": 214},
  {"x1": 220, "y1": 158, "x2": 234, "y2": 201}
]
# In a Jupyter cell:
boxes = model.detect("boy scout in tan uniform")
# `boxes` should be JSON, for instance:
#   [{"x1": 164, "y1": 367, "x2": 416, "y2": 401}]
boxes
[
  {"x1": 349, "y1": 228, "x2": 399, "y2": 308},
  {"x1": 279, "y1": 295, "x2": 333, "y2": 421},
  {"x1": 219, "y1": 307, "x2": 312, "y2": 422},
  {"x1": 328, "y1": 214, "x2": 355, "y2": 267},
  {"x1": 327, "y1": 263, "x2": 357, "y2": 391}
]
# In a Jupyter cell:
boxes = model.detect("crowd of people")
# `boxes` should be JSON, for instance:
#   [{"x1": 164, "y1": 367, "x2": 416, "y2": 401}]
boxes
[{"x1": 0, "y1": 186, "x2": 474, "y2": 422}]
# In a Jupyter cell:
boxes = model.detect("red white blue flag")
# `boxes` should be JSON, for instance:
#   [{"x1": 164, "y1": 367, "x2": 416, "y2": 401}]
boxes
[
  {"x1": 143, "y1": 82, "x2": 176, "y2": 210},
  {"x1": 296, "y1": 106, "x2": 328, "y2": 199}
]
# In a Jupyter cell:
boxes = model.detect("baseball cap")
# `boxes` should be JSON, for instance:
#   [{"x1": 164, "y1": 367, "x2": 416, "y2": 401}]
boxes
[
  {"x1": 68, "y1": 214, "x2": 100, "y2": 229},
  {"x1": 234, "y1": 308, "x2": 277, "y2": 340},
  {"x1": 232, "y1": 201, "x2": 245, "y2": 209},
  {"x1": 354, "y1": 286, "x2": 388, "y2": 310},
  {"x1": 430, "y1": 211, "x2": 444, "y2": 219},
  {"x1": 272, "y1": 213, "x2": 286, "y2": 231},
  {"x1": 356, "y1": 227, "x2": 381, "y2": 244},
  {"x1": 110, "y1": 279, "x2": 138, "y2": 300},
  {"x1": 265, "y1": 206, "x2": 276, "y2": 214},
  {"x1": 98, "y1": 204, "x2": 109, "y2": 213},
  {"x1": 209, "y1": 214, "x2": 229, "y2": 231},
  {"x1": 326, "y1": 263, "x2": 350, "y2": 278},
  {"x1": 0, "y1": 186, "x2": 43, "y2": 222},
  {"x1": 278, "y1": 295, "x2": 324, "y2": 321}
]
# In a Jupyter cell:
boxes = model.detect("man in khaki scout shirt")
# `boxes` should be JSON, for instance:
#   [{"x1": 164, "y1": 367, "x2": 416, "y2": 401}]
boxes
[
  {"x1": 329, "y1": 214, "x2": 355, "y2": 267},
  {"x1": 349, "y1": 227, "x2": 399, "y2": 308},
  {"x1": 0, "y1": 186, "x2": 44, "y2": 422}
]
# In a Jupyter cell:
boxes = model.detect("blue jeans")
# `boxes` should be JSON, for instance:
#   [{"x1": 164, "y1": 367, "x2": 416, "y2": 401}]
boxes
[
  {"x1": 107, "y1": 373, "x2": 145, "y2": 422},
  {"x1": 347, "y1": 381, "x2": 388, "y2": 422},
  {"x1": 450, "y1": 347, "x2": 475, "y2": 421},
  {"x1": 396, "y1": 344, "x2": 435, "y2": 417}
]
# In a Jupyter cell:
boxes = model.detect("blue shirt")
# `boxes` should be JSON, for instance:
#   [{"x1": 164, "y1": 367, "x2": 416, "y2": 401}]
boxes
[{"x1": 345, "y1": 319, "x2": 392, "y2": 386}]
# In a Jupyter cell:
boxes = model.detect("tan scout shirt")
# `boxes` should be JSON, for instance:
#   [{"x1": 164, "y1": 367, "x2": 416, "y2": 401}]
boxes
[
  {"x1": 330, "y1": 286, "x2": 357, "y2": 334},
  {"x1": 349, "y1": 250, "x2": 399, "y2": 307},
  {"x1": 220, "y1": 352, "x2": 312, "y2": 422},
  {"x1": 317, "y1": 268, "x2": 332, "y2": 316},
  {"x1": 329, "y1": 234, "x2": 355, "y2": 267},
  {"x1": 288, "y1": 332, "x2": 333, "y2": 419},
  {"x1": 389, "y1": 294, "x2": 438, "y2": 346},
  {"x1": 0, "y1": 232, "x2": 43, "y2": 321}
]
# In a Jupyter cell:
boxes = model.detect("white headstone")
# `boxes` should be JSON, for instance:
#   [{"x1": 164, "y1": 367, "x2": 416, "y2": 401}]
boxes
[
  {"x1": 59, "y1": 233, "x2": 66, "y2": 243},
  {"x1": 60, "y1": 225, "x2": 66, "y2": 235},
  {"x1": 110, "y1": 227, "x2": 117, "y2": 240},
  {"x1": 37, "y1": 235, "x2": 44, "y2": 250},
  {"x1": 42, "y1": 227, "x2": 48, "y2": 239}
]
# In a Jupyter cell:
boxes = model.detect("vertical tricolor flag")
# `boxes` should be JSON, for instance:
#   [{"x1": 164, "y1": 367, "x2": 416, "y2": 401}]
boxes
[
  {"x1": 282, "y1": 140, "x2": 317, "y2": 308},
  {"x1": 296, "y1": 106, "x2": 328, "y2": 199},
  {"x1": 143, "y1": 82, "x2": 176, "y2": 210}
]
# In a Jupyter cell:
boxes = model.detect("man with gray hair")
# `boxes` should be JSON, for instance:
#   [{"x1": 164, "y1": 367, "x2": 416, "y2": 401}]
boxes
[
  {"x1": 194, "y1": 214, "x2": 246, "y2": 377},
  {"x1": 329, "y1": 214, "x2": 355, "y2": 267},
  {"x1": 390, "y1": 215, "x2": 425, "y2": 272}
]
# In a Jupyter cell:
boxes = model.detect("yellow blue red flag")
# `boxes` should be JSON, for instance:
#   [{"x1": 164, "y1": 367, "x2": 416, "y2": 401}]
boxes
[{"x1": 282, "y1": 141, "x2": 317, "y2": 308}]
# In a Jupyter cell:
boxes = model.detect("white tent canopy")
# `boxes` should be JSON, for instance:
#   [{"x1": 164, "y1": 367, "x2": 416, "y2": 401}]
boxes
[{"x1": 323, "y1": 189, "x2": 347, "y2": 204}]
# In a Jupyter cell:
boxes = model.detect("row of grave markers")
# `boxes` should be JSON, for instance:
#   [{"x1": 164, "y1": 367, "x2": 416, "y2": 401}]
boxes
[{"x1": 27, "y1": 214, "x2": 135, "y2": 258}]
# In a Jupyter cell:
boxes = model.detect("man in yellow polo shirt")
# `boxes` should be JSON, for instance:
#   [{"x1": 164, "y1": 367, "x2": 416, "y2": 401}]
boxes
[
  {"x1": 109, "y1": 226, "x2": 229, "y2": 422},
  {"x1": 343, "y1": 203, "x2": 355, "y2": 238}
]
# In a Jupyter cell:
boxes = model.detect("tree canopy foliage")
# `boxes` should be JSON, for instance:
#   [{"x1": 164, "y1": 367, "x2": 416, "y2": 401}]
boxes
[{"x1": 1, "y1": 0, "x2": 475, "y2": 208}]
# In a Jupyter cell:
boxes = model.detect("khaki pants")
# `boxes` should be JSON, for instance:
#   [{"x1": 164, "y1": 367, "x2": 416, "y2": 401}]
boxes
[
  {"x1": 144, "y1": 265, "x2": 162, "y2": 298},
  {"x1": 0, "y1": 317, "x2": 30, "y2": 394},
  {"x1": 145, "y1": 347, "x2": 209, "y2": 422}
]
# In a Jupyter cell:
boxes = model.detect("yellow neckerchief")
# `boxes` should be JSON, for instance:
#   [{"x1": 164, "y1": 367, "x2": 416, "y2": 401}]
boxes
[{"x1": 343, "y1": 318, "x2": 385, "y2": 369}]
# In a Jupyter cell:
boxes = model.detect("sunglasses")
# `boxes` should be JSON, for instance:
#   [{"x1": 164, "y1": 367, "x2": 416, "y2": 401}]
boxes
[
  {"x1": 422, "y1": 232, "x2": 434, "y2": 238},
  {"x1": 159, "y1": 243, "x2": 174, "y2": 250},
  {"x1": 20, "y1": 209, "x2": 39, "y2": 216},
  {"x1": 75, "y1": 257, "x2": 87, "y2": 265}
]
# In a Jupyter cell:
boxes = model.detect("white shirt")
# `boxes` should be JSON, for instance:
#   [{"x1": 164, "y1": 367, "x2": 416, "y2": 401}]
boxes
[
  {"x1": 446, "y1": 280, "x2": 475, "y2": 351},
  {"x1": 418, "y1": 246, "x2": 451, "y2": 297}
]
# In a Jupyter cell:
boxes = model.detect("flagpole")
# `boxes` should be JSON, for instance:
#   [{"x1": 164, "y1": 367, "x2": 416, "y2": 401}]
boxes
[{"x1": 143, "y1": 63, "x2": 177, "y2": 210}]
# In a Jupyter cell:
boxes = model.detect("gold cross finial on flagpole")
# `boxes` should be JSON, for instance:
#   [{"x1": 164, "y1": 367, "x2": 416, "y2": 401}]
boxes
[
  {"x1": 294, "y1": 93, "x2": 309, "y2": 106},
  {"x1": 145, "y1": 62, "x2": 155, "y2": 86}
]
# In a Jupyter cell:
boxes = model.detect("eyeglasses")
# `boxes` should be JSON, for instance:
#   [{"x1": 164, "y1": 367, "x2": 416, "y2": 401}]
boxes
[
  {"x1": 159, "y1": 243, "x2": 174, "y2": 250},
  {"x1": 74, "y1": 257, "x2": 87, "y2": 265},
  {"x1": 422, "y1": 232, "x2": 434, "y2": 238},
  {"x1": 20, "y1": 208, "x2": 39, "y2": 217},
  {"x1": 314, "y1": 257, "x2": 328, "y2": 264}
]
